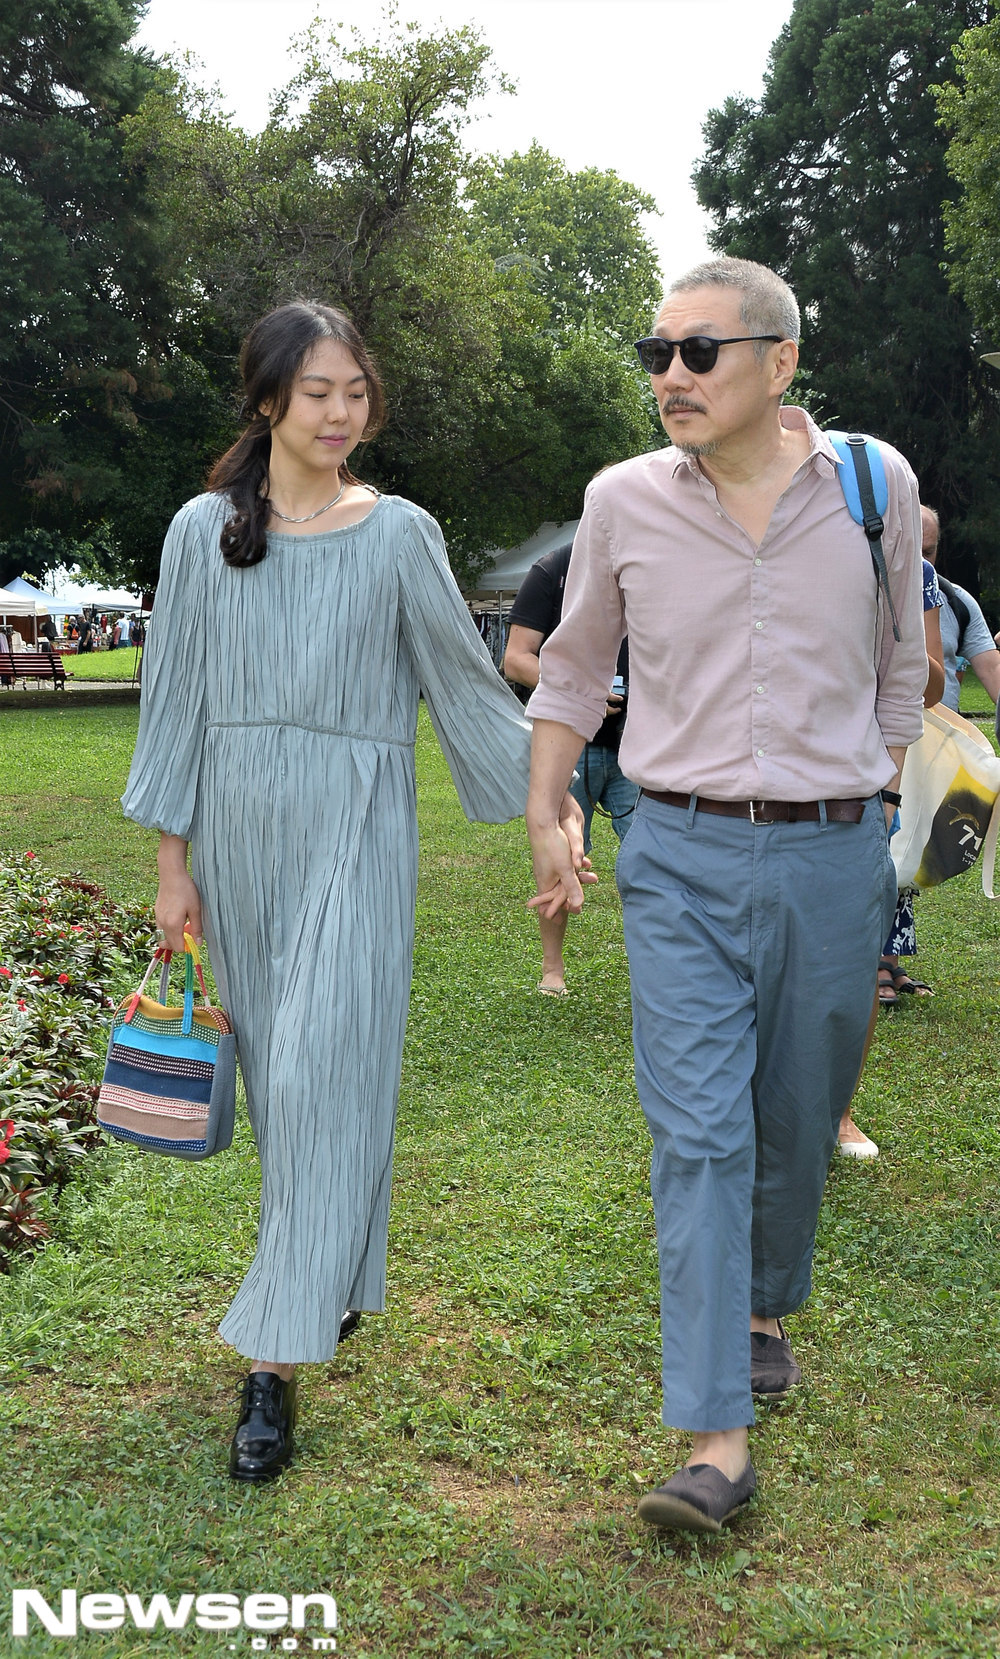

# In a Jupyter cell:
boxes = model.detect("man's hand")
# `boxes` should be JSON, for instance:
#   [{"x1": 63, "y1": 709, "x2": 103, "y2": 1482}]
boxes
[{"x1": 528, "y1": 791, "x2": 598, "y2": 921}]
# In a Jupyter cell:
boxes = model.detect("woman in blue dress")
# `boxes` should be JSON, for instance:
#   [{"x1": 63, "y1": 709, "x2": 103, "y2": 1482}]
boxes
[{"x1": 123, "y1": 300, "x2": 583, "y2": 1481}]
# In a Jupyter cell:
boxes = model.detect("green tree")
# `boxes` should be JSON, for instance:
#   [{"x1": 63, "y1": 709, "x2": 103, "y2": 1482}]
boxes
[
  {"x1": 694, "y1": 0, "x2": 1000, "y2": 595},
  {"x1": 0, "y1": 0, "x2": 173, "y2": 578},
  {"x1": 937, "y1": 17, "x2": 1000, "y2": 346},
  {"x1": 466, "y1": 142, "x2": 661, "y2": 337},
  {"x1": 121, "y1": 13, "x2": 657, "y2": 586}
]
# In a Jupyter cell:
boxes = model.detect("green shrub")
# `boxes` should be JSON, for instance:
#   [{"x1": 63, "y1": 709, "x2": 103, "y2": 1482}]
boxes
[{"x1": 0, "y1": 851, "x2": 156, "y2": 1270}]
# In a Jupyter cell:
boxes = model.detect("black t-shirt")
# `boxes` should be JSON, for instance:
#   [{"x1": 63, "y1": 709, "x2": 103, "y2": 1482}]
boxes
[{"x1": 509, "y1": 544, "x2": 628, "y2": 750}]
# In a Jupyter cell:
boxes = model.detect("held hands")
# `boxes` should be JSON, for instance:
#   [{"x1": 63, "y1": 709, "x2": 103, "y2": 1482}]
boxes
[{"x1": 527, "y1": 790, "x2": 599, "y2": 921}]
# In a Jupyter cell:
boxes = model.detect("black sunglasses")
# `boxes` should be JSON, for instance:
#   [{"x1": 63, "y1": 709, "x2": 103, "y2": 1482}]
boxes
[{"x1": 634, "y1": 334, "x2": 783, "y2": 375}]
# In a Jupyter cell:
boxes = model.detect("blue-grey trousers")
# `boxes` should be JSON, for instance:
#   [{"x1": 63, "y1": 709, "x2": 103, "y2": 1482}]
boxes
[{"x1": 615, "y1": 793, "x2": 897, "y2": 1431}]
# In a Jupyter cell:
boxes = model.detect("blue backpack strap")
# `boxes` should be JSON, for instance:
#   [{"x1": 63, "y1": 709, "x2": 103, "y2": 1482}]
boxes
[{"x1": 828, "y1": 430, "x2": 901, "y2": 642}]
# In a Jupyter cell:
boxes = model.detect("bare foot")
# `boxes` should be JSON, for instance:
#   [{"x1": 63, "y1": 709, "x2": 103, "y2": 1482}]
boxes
[
  {"x1": 837, "y1": 1112, "x2": 879, "y2": 1158},
  {"x1": 538, "y1": 910, "x2": 568, "y2": 996}
]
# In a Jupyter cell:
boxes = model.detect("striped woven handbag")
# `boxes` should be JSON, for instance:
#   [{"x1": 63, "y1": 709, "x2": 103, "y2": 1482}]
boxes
[{"x1": 97, "y1": 936, "x2": 236, "y2": 1160}]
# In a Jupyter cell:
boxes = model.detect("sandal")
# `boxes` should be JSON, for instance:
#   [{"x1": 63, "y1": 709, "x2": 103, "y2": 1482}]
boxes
[
  {"x1": 877, "y1": 956, "x2": 899, "y2": 1008},
  {"x1": 888, "y1": 964, "x2": 933, "y2": 997}
]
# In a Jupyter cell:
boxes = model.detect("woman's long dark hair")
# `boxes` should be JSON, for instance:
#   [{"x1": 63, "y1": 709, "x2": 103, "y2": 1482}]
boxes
[{"x1": 207, "y1": 301, "x2": 387, "y2": 567}]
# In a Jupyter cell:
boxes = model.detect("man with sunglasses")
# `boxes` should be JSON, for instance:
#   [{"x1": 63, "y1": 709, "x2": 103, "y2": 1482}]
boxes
[{"x1": 525, "y1": 257, "x2": 927, "y2": 1534}]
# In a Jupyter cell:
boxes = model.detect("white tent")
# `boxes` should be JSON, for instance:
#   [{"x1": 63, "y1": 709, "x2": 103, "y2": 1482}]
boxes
[
  {"x1": 467, "y1": 520, "x2": 580, "y2": 601},
  {"x1": 2, "y1": 576, "x2": 58, "y2": 615},
  {"x1": 44, "y1": 567, "x2": 143, "y2": 612},
  {"x1": 0, "y1": 583, "x2": 45, "y2": 617},
  {"x1": 2, "y1": 574, "x2": 143, "y2": 617},
  {"x1": 49, "y1": 584, "x2": 143, "y2": 613}
]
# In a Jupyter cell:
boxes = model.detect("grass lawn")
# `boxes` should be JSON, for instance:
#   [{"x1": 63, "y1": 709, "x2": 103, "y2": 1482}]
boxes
[
  {"x1": 63, "y1": 648, "x2": 143, "y2": 683},
  {"x1": 1, "y1": 704, "x2": 999, "y2": 1656}
]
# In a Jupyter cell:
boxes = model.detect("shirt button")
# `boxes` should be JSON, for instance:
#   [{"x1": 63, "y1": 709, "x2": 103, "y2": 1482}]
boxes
[
  {"x1": 755, "y1": 685, "x2": 765, "y2": 694},
  {"x1": 757, "y1": 749, "x2": 765, "y2": 757},
  {"x1": 754, "y1": 557, "x2": 762, "y2": 566},
  {"x1": 754, "y1": 621, "x2": 764, "y2": 630}
]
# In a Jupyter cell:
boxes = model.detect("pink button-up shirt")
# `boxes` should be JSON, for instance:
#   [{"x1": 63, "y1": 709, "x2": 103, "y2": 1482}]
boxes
[{"x1": 527, "y1": 408, "x2": 926, "y2": 800}]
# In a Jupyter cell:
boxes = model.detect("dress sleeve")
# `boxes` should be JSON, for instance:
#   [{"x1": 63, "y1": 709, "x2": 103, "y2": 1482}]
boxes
[
  {"x1": 397, "y1": 509, "x2": 532, "y2": 822},
  {"x1": 121, "y1": 498, "x2": 211, "y2": 839}
]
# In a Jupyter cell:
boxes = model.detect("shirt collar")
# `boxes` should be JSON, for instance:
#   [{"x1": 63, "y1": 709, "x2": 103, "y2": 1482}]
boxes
[{"x1": 666, "y1": 405, "x2": 840, "y2": 478}]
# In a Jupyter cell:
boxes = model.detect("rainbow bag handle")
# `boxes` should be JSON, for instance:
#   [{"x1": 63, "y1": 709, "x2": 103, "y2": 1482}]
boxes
[{"x1": 123, "y1": 934, "x2": 215, "y2": 1036}]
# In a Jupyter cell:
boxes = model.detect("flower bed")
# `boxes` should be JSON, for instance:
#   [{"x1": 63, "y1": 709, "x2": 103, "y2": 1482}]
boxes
[{"x1": 0, "y1": 852, "x2": 156, "y2": 1271}]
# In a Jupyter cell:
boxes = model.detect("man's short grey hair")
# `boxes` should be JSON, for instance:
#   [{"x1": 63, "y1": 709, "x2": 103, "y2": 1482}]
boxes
[{"x1": 666, "y1": 258, "x2": 800, "y2": 358}]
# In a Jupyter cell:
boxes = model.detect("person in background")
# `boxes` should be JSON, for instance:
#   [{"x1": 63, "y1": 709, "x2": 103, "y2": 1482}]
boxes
[
  {"x1": 837, "y1": 555, "x2": 945, "y2": 1156},
  {"x1": 504, "y1": 543, "x2": 638, "y2": 995},
  {"x1": 872, "y1": 547, "x2": 947, "y2": 1016},
  {"x1": 921, "y1": 507, "x2": 1000, "y2": 711}
]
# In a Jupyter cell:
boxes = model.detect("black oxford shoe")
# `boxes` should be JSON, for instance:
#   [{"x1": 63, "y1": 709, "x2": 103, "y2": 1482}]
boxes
[
  {"x1": 229, "y1": 1370, "x2": 297, "y2": 1483},
  {"x1": 339, "y1": 1309, "x2": 362, "y2": 1343}
]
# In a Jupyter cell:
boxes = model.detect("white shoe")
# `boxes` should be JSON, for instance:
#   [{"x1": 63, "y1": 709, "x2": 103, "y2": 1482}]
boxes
[{"x1": 838, "y1": 1130, "x2": 879, "y2": 1159}]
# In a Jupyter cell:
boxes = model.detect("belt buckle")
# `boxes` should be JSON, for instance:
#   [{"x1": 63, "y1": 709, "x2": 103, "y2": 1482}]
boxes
[{"x1": 749, "y1": 798, "x2": 774, "y2": 824}]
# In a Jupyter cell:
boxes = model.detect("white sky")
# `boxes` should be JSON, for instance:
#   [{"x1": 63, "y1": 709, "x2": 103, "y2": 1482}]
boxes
[{"x1": 134, "y1": 0, "x2": 796, "y2": 285}]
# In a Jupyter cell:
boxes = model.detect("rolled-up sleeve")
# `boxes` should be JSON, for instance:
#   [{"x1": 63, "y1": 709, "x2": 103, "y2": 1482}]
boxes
[{"x1": 526, "y1": 491, "x2": 625, "y2": 738}]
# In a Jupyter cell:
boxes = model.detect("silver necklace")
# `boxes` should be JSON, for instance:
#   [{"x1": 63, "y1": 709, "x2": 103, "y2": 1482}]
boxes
[{"x1": 269, "y1": 478, "x2": 346, "y2": 523}]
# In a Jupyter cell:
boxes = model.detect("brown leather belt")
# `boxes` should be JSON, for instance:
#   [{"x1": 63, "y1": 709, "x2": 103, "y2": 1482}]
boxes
[{"x1": 640, "y1": 789, "x2": 868, "y2": 825}]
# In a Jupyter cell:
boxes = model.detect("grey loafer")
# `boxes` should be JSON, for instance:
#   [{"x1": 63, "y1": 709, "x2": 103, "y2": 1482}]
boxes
[
  {"x1": 637, "y1": 1459, "x2": 757, "y2": 1533},
  {"x1": 750, "y1": 1320, "x2": 802, "y2": 1399}
]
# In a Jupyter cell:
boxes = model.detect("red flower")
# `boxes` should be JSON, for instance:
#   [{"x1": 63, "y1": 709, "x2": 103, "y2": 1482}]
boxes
[
  {"x1": 25, "y1": 850, "x2": 36, "y2": 860},
  {"x1": 0, "y1": 966, "x2": 10, "y2": 977},
  {"x1": 0, "y1": 1121, "x2": 14, "y2": 1166},
  {"x1": 58, "y1": 973, "x2": 70, "y2": 985},
  {"x1": 16, "y1": 1000, "x2": 26, "y2": 1011}
]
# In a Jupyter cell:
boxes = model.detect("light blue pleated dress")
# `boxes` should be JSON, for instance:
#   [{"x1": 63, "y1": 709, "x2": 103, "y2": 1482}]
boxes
[{"x1": 122, "y1": 491, "x2": 531, "y2": 1363}]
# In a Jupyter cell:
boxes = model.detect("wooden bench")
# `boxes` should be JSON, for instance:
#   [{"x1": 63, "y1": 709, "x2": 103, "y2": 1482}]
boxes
[{"x1": 0, "y1": 649, "x2": 68, "y2": 689}]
